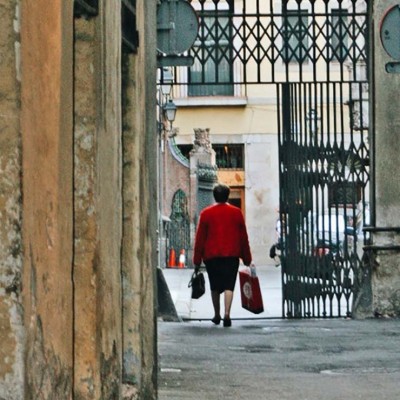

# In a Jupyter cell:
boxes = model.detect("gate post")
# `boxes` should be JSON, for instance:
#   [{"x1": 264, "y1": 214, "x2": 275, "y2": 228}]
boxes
[{"x1": 364, "y1": 0, "x2": 400, "y2": 318}]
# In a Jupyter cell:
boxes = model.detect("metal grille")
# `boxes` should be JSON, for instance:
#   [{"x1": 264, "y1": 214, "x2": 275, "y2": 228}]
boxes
[{"x1": 181, "y1": 0, "x2": 368, "y2": 86}]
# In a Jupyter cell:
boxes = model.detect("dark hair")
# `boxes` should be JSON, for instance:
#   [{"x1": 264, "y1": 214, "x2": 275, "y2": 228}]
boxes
[{"x1": 213, "y1": 184, "x2": 230, "y2": 203}]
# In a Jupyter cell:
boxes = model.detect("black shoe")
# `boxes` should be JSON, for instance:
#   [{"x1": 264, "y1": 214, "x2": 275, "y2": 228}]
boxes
[
  {"x1": 211, "y1": 316, "x2": 221, "y2": 325},
  {"x1": 223, "y1": 317, "x2": 232, "y2": 327}
]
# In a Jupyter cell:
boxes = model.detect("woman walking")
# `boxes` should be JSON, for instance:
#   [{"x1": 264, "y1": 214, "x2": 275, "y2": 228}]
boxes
[{"x1": 193, "y1": 184, "x2": 252, "y2": 327}]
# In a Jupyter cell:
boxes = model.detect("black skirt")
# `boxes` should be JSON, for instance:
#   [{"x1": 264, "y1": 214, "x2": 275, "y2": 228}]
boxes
[{"x1": 205, "y1": 257, "x2": 239, "y2": 294}]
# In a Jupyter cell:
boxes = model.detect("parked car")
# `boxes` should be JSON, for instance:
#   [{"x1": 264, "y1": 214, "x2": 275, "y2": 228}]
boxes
[{"x1": 314, "y1": 213, "x2": 346, "y2": 256}]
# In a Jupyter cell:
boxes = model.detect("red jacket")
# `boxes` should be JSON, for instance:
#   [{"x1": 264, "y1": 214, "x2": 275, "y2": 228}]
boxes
[{"x1": 193, "y1": 203, "x2": 252, "y2": 266}]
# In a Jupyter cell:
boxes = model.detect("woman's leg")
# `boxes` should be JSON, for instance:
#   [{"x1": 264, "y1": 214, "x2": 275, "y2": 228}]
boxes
[
  {"x1": 211, "y1": 290, "x2": 221, "y2": 319},
  {"x1": 206, "y1": 261, "x2": 221, "y2": 321},
  {"x1": 223, "y1": 290, "x2": 234, "y2": 319},
  {"x1": 222, "y1": 258, "x2": 239, "y2": 327}
]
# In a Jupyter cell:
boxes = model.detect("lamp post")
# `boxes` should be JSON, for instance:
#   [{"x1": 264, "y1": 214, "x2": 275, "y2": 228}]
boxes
[{"x1": 157, "y1": 68, "x2": 177, "y2": 269}]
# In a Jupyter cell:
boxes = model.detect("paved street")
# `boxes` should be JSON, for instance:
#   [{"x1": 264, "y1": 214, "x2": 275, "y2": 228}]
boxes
[{"x1": 158, "y1": 266, "x2": 400, "y2": 400}]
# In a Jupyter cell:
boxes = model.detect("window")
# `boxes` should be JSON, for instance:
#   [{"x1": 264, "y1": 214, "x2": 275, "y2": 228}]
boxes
[
  {"x1": 228, "y1": 188, "x2": 245, "y2": 214},
  {"x1": 177, "y1": 144, "x2": 244, "y2": 169},
  {"x1": 189, "y1": 11, "x2": 234, "y2": 96},
  {"x1": 213, "y1": 144, "x2": 244, "y2": 169},
  {"x1": 176, "y1": 145, "x2": 192, "y2": 161},
  {"x1": 282, "y1": 11, "x2": 309, "y2": 64},
  {"x1": 331, "y1": 9, "x2": 349, "y2": 62}
]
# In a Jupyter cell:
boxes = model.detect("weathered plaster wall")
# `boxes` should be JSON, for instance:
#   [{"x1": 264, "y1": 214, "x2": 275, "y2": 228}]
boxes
[
  {"x1": 0, "y1": 1, "x2": 24, "y2": 398},
  {"x1": 21, "y1": 0, "x2": 74, "y2": 397},
  {"x1": 370, "y1": 0, "x2": 400, "y2": 317},
  {"x1": 3, "y1": 0, "x2": 158, "y2": 398}
]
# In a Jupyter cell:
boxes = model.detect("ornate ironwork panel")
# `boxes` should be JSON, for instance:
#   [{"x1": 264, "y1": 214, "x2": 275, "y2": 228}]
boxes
[
  {"x1": 197, "y1": 162, "x2": 218, "y2": 215},
  {"x1": 168, "y1": 189, "x2": 190, "y2": 255},
  {"x1": 178, "y1": 0, "x2": 368, "y2": 86}
]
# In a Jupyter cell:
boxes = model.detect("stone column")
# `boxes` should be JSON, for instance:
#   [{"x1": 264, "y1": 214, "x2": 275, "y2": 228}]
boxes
[
  {"x1": 189, "y1": 128, "x2": 216, "y2": 219},
  {"x1": 189, "y1": 129, "x2": 217, "y2": 259}
]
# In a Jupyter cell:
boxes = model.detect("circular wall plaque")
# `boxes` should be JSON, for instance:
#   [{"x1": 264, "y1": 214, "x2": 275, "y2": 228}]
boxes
[
  {"x1": 380, "y1": 5, "x2": 400, "y2": 60},
  {"x1": 157, "y1": 0, "x2": 199, "y2": 55}
]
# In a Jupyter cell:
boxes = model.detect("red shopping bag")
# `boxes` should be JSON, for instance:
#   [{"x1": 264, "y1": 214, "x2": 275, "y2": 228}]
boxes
[{"x1": 239, "y1": 267, "x2": 264, "y2": 314}]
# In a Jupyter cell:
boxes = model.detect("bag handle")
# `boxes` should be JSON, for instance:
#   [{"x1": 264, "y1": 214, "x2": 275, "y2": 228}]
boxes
[
  {"x1": 188, "y1": 270, "x2": 200, "y2": 288},
  {"x1": 247, "y1": 264, "x2": 257, "y2": 277}
]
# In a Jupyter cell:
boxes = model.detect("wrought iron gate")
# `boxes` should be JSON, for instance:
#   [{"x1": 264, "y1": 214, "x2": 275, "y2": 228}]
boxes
[
  {"x1": 276, "y1": 1, "x2": 370, "y2": 318},
  {"x1": 170, "y1": 0, "x2": 370, "y2": 317}
]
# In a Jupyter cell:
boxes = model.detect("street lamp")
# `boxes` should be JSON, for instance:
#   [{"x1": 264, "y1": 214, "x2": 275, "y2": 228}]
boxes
[{"x1": 160, "y1": 68, "x2": 174, "y2": 98}]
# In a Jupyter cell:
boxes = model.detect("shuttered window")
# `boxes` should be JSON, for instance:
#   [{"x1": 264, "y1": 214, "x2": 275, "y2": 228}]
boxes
[{"x1": 189, "y1": 11, "x2": 234, "y2": 96}]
